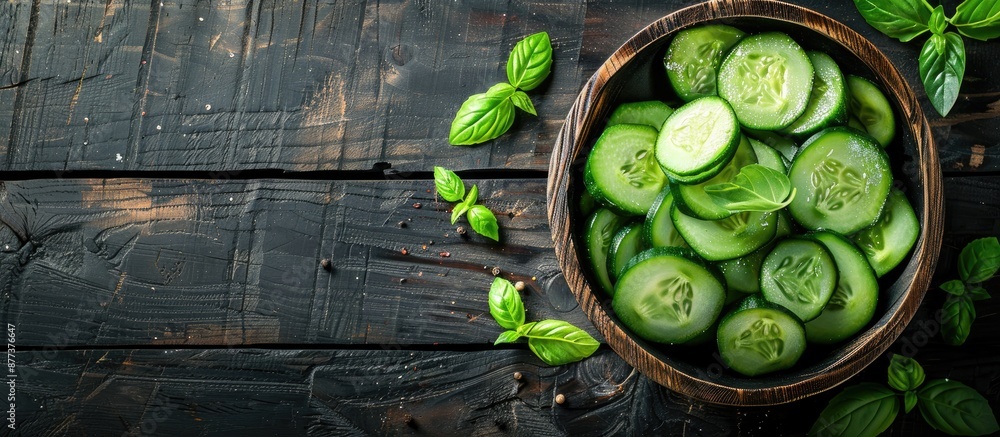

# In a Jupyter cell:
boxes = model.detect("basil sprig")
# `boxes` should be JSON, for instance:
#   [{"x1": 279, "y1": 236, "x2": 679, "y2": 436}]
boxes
[
  {"x1": 433, "y1": 166, "x2": 500, "y2": 241},
  {"x1": 489, "y1": 278, "x2": 599, "y2": 366},
  {"x1": 811, "y1": 355, "x2": 998, "y2": 436},
  {"x1": 853, "y1": 0, "x2": 1000, "y2": 116},
  {"x1": 936, "y1": 237, "x2": 999, "y2": 345},
  {"x1": 449, "y1": 32, "x2": 552, "y2": 145}
]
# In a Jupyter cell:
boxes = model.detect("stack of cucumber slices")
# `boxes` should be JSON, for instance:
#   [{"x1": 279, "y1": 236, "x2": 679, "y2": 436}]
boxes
[{"x1": 581, "y1": 24, "x2": 920, "y2": 377}]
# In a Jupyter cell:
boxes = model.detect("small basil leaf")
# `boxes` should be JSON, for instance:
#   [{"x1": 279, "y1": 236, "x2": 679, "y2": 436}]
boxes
[
  {"x1": 951, "y1": 0, "x2": 1000, "y2": 41},
  {"x1": 966, "y1": 285, "x2": 991, "y2": 301},
  {"x1": 809, "y1": 383, "x2": 899, "y2": 437},
  {"x1": 704, "y1": 164, "x2": 796, "y2": 212},
  {"x1": 434, "y1": 166, "x2": 466, "y2": 202},
  {"x1": 463, "y1": 184, "x2": 479, "y2": 207},
  {"x1": 852, "y1": 0, "x2": 934, "y2": 42},
  {"x1": 495, "y1": 330, "x2": 522, "y2": 345},
  {"x1": 929, "y1": 5, "x2": 947, "y2": 35},
  {"x1": 488, "y1": 277, "x2": 525, "y2": 330},
  {"x1": 918, "y1": 32, "x2": 966, "y2": 116},
  {"x1": 917, "y1": 379, "x2": 1000, "y2": 436},
  {"x1": 518, "y1": 319, "x2": 599, "y2": 366},
  {"x1": 958, "y1": 237, "x2": 1000, "y2": 283},
  {"x1": 449, "y1": 84, "x2": 517, "y2": 146},
  {"x1": 485, "y1": 82, "x2": 517, "y2": 99},
  {"x1": 468, "y1": 204, "x2": 500, "y2": 241},
  {"x1": 941, "y1": 279, "x2": 967, "y2": 296},
  {"x1": 451, "y1": 202, "x2": 470, "y2": 225},
  {"x1": 510, "y1": 90, "x2": 537, "y2": 116},
  {"x1": 506, "y1": 31, "x2": 552, "y2": 91},
  {"x1": 905, "y1": 390, "x2": 918, "y2": 414},
  {"x1": 888, "y1": 354, "x2": 926, "y2": 392},
  {"x1": 941, "y1": 294, "x2": 975, "y2": 346}
]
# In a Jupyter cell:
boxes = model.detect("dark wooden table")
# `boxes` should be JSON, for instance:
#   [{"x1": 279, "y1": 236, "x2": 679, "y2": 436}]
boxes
[{"x1": 1, "y1": 0, "x2": 997, "y2": 435}]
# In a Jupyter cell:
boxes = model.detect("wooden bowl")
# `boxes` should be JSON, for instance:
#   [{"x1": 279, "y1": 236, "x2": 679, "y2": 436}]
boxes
[{"x1": 547, "y1": 0, "x2": 943, "y2": 406}]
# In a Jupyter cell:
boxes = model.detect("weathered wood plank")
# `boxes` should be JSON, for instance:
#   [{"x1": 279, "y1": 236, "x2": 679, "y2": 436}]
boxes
[
  {"x1": 0, "y1": 177, "x2": 596, "y2": 348},
  {"x1": 0, "y1": 0, "x2": 35, "y2": 161},
  {"x1": 9, "y1": 347, "x2": 997, "y2": 436}
]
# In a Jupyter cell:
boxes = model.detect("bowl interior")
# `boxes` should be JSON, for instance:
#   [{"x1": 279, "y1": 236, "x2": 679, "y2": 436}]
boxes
[{"x1": 548, "y1": 0, "x2": 942, "y2": 406}]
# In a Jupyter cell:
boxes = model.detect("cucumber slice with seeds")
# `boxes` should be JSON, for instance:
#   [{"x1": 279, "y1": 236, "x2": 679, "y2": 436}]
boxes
[
  {"x1": 846, "y1": 75, "x2": 896, "y2": 148},
  {"x1": 718, "y1": 32, "x2": 814, "y2": 130},
  {"x1": 852, "y1": 189, "x2": 920, "y2": 277},
  {"x1": 717, "y1": 295, "x2": 806, "y2": 376},
  {"x1": 760, "y1": 237, "x2": 838, "y2": 322},
  {"x1": 585, "y1": 124, "x2": 666, "y2": 215},
  {"x1": 655, "y1": 96, "x2": 741, "y2": 178},
  {"x1": 664, "y1": 24, "x2": 746, "y2": 102},
  {"x1": 780, "y1": 51, "x2": 848, "y2": 137},
  {"x1": 805, "y1": 231, "x2": 879, "y2": 344},
  {"x1": 671, "y1": 206, "x2": 778, "y2": 261}
]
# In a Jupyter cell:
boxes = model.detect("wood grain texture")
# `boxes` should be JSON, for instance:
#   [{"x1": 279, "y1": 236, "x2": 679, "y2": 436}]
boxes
[
  {"x1": 549, "y1": 0, "x2": 944, "y2": 405},
  {"x1": 0, "y1": 177, "x2": 598, "y2": 347}
]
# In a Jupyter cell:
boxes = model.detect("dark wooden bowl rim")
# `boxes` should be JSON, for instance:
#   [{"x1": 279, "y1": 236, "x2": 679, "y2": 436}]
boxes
[{"x1": 547, "y1": 0, "x2": 943, "y2": 406}]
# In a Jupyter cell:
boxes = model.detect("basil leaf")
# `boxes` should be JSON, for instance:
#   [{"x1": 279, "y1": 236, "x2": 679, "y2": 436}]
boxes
[
  {"x1": 888, "y1": 354, "x2": 926, "y2": 392},
  {"x1": 919, "y1": 32, "x2": 966, "y2": 116},
  {"x1": 918, "y1": 379, "x2": 1000, "y2": 436},
  {"x1": 467, "y1": 204, "x2": 499, "y2": 241},
  {"x1": 929, "y1": 5, "x2": 947, "y2": 35},
  {"x1": 958, "y1": 237, "x2": 1000, "y2": 283},
  {"x1": 510, "y1": 90, "x2": 537, "y2": 116},
  {"x1": 809, "y1": 383, "x2": 899, "y2": 437},
  {"x1": 941, "y1": 279, "x2": 967, "y2": 296},
  {"x1": 463, "y1": 183, "x2": 479, "y2": 206},
  {"x1": 966, "y1": 285, "x2": 991, "y2": 301},
  {"x1": 449, "y1": 83, "x2": 517, "y2": 146},
  {"x1": 941, "y1": 294, "x2": 975, "y2": 346},
  {"x1": 506, "y1": 31, "x2": 552, "y2": 91},
  {"x1": 451, "y1": 202, "x2": 470, "y2": 225},
  {"x1": 494, "y1": 330, "x2": 522, "y2": 345},
  {"x1": 489, "y1": 278, "x2": 525, "y2": 330},
  {"x1": 952, "y1": 0, "x2": 1000, "y2": 41},
  {"x1": 434, "y1": 166, "x2": 466, "y2": 202},
  {"x1": 905, "y1": 390, "x2": 919, "y2": 414},
  {"x1": 704, "y1": 164, "x2": 796, "y2": 212},
  {"x1": 517, "y1": 319, "x2": 599, "y2": 366},
  {"x1": 852, "y1": 0, "x2": 934, "y2": 42}
]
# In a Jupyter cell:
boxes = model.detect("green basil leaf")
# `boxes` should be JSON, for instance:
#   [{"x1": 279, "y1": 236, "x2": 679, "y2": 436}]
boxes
[
  {"x1": 929, "y1": 5, "x2": 948, "y2": 35},
  {"x1": 888, "y1": 354, "x2": 926, "y2": 392},
  {"x1": 489, "y1": 278, "x2": 525, "y2": 330},
  {"x1": 952, "y1": 0, "x2": 1000, "y2": 41},
  {"x1": 463, "y1": 184, "x2": 479, "y2": 207},
  {"x1": 918, "y1": 379, "x2": 1000, "y2": 436},
  {"x1": 434, "y1": 166, "x2": 466, "y2": 202},
  {"x1": 704, "y1": 164, "x2": 796, "y2": 212},
  {"x1": 918, "y1": 32, "x2": 966, "y2": 116},
  {"x1": 941, "y1": 279, "x2": 967, "y2": 296},
  {"x1": 966, "y1": 285, "x2": 991, "y2": 301},
  {"x1": 495, "y1": 329, "x2": 522, "y2": 345},
  {"x1": 518, "y1": 319, "x2": 599, "y2": 366},
  {"x1": 809, "y1": 382, "x2": 899, "y2": 437},
  {"x1": 510, "y1": 90, "x2": 537, "y2": 116},
  {"x1": 451, "y1": 202, "x2": 470, "y2": 225},
  {"x1": 506, "y1": 31, "x2": 552, "y2": 91},
  {"x1": 449, "y1": 83, "x2": 516, "y2": 146},
  {"x1": 905, "y1": 390, "x2": 919, "y2": 414},
  {"x1": 941, "y1": 294, "x2": 976, "y2": 346},
  {"x1": 852, "y1": 0, "x2": 934, "y2": 42},
  {"x1": 468, "y1": 204, "x2": 499, "y2": 241},
  {"x1": 958, "y1": 237, "x2": 1000, "y2": 283}
]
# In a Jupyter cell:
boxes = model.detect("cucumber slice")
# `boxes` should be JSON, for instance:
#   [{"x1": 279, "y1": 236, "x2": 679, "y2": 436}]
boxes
[
  {"x1": 788, "y1": 127, "x2": 892, "y2": 234},
  {"x1": 781, "y1": 51, "x2": 848, "y2": 138},
  {"x1": 664, "y1": 24, "x2": 746, "y2": 102},
  {"x1": 747, "y1": 137, "x2": 786, "y2": 174},
  {"x1": 718, "y1": 32, "x2": 814, "y2": 130},
  {"x1": 585, "y1": 208, "x2": 630, "y2": 296},
  {"x1": 671, "y1": 205, "x2": 778, "y2": 261},
  {"x1": 644, "y1": 189, "x2": 687, "y2": 248},
  {"x1": 717, "y1": 295, "x2": 806, "y2": 376},
  {"x1": 846, "y1": 75, "x2": 896, "y2": 148},
  {"x1": 805, "y1": 231, "x2": 879, "y2": 344},
  {"x1": 584, "y1": 124, "x2": 667, "y2": 215},
  {"x1": 852, "y1": 189, "x2": 920, "y2": 277},
  {"x1": 760, "y1": 237, "x2": 838, "y2": 322},
  {"x1": 673, "y1": 135, "x2": 758, "y2": 220},
  {"x1": 655, "y1": 96, "x2": 741, "y2": 178},
  {"x1": 718, "y1": 245, "x2": 769, "y2": 295},
  {"x1": 743, "y1": 128, "x2": 799, "y2": 162},
  {"x1": 607, "y1": 101, "x2": 674, "y2": 130},
  {"x1": 613, "y1": 248, "x2": 726, "y2": 344},
  {"x1": 608, "y1": 222, "x2": 648, "y2": 282}
]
